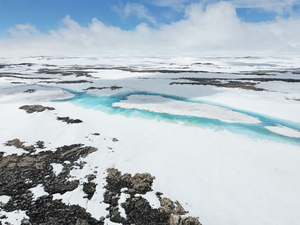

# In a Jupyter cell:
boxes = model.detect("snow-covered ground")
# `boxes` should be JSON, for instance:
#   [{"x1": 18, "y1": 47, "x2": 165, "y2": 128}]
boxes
[
  {"x1": 265, "y1": 126, "x2": 300, "y2": 138},
  {"x1": 0, "y1": 56, "x2": 300, "y2": 225},
  {"x1": 113, "y1": 94, "x2": 261, "y2": 124}
]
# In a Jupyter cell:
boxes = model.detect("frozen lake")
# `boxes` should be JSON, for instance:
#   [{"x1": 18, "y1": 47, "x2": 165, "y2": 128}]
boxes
[{"x1": 58, "y1": 90, "x2": 300, "y2": 146}]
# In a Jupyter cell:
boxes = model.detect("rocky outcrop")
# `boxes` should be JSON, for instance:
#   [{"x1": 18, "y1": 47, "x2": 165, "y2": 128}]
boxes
[
  {"x1": 83, "y1": 182, "x2": 97, "y2": 200},
  {"x1": 23, "y1": 89, "x2": 36, "y2": 93},
  {"x1": 0, "y1": 142, "x2": 103, "y2": 224},
  {"x1": 41, "y1": 80, "x2": 92, "y2": 84},
  {"x1": 36, "y1": 141, "x2": 45, "y2": 149},
  {"x1": 57, "y1": 116, "x2": 83, "y2": 124},
  {"x1": 1, "y1": 141, "x2": 201, "y2": 225},
  {"x1": 103, "y1": 168, "x2": 202, "y2": 225},
  {"x1": 26, "y1": 195, "x2": 102, "y2": 225},
  {"x1": 83, "y1": 86, "x2": 122, "y2": 91},
  {"x1": 86, "y1": 174, "x2": 97, "y2": 182},
  {"x1": 5, "y1": 138, "x2": 25, "y2": 148},
  {"x1": 19, "y1": 105, "x2": 55, "y2": 114},
  {"x1": 5, "y1": 139, "x2": 45, "y2": 153},
  {"x1": 130, "y1": 173, "x2": 155, "y2": 194},
  {"x1": 0, "y1": 143, "x2": 97, "y2": 196}
]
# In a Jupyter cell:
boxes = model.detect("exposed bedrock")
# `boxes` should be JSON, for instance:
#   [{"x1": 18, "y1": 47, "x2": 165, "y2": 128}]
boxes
[
  {"x1": 57, "y1": 116, "x2": 83, "y2": 124},
  {"x1": 25, "y1": 195, "x2": 102, "y2": 225},
  {"x1": 5, "y1": 139, "x2": 45, "y2": 153},
  {"x1": 0, "y1": 143, "x2": 97, "y2": 196},
  {"x1": 83, "y1": 182, "x2": 97, "y2": 200},
  {"x1": 103, "y1": 168, "x2": 202, "y2": 225},
  {"x1": 19, "y1": 105, "x2": 55, "y2": 114},
  {"x1": 0, "y1": 143, "x2": 102, "y2": 225},
  {"x1": 0, "y1": 141, "x2": 201, "y2": 225},
  {"x1": 83, "y1": 86, "x2": 122, "y2": 91}
]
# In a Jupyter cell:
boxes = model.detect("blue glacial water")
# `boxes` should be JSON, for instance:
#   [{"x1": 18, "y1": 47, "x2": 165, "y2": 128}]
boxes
[{"x1": 55, "y1": 89, "x2": 300, "y2": 146}]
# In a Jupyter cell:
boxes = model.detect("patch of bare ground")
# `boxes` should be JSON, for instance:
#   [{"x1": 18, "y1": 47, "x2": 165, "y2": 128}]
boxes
[
  {"x1": 170, "y1": 77, "x2": 300, "y2": 91},
  {"x1": 83, "y1": 86, "x2": 122, "y2": 91}
]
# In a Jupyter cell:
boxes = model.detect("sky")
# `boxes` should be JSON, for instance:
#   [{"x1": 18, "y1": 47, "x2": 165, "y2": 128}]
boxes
[{"x1": 0, "y1": 0, "x2": 300, "y2": 56}]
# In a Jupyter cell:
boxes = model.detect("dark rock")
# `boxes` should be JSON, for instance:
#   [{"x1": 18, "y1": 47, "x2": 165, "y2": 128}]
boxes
[
  {"x1": 159, "y1": 197, "x2": 175, "y2": 214},
  {"x1": 22, "y1": 145, "x2": 36, "y2": 153},
  {"x1": 110, "y1": 208, "x2": 123, "y2": 223},
  {"x1": 83, "y1": 86, "x2": 122, "y2": 91},
  {"x1": 168, "y1": 77, "x2": 300, "y2": 91},
  {"x1": 103, "y1": 191, "x2": 116, "y2": 205},
  {"x1": 112, "y1": 138, "x2": 119, "y2": 142},
  {"x1": 0, "y1": 143, "x2": 97, "y2": 196},
  {"x1": 18, "y1": 63, "x2": 34, "y2": 67},
  {"x1": 57, "y1": 116, "x2": 83, "y2": 124},
  {"x1": 41, "y1": 80, "x2": 92, "y2": 84},
  {"x1": 53, "y1": 144, "x2": 97, "y2": 161},
  {"x1": 121, "y1": 196, "x2": 169, "y2": 225},
  {"x1": 75, "y1": 218, "x2": 89, "y2": 225},
  {"x1": 103, "y1": 168, "x2": 202, "y2": 225},
  {"x1": 24, "y1": 89, "x2": 35, "y2": 93},
  {"x1": 156, "y1": 192, "x2": 164, "y2": 197},
  {"x1": 44, "y1": 179, "x2": 79, "y2": 195},
  {"x1": 5, "y1": 139, "x2": 24, "y2": 148},
  {"x1": 179, "y1": 217, "x2": 202, "y2": 225},
  {"x1": 26, "y1": 195, "x2": 103, "y2": 225},
  {"x1": 19, "y1": 105, "x2": 55, "y2": 114},
  {"x1": 36, "y1": 67, "x2": 96, "y2": 78},
  {"x1": 111, "y1": 86, "x2": 122, "y2": 90},
  {"x1": 83, "y1": 182, "x2": 97, "y2": 200},
  {"x1": 91, "y1": 133, "x2": 100, "y2": 136},
  {"x1": 130, "y1": 173, "x2": 155, "y2": 194},
  {"x1": 175, "y1": 201, "x2": 188, "y2": 215},
  {"x1": 11, "y1": 82, "x2": 26, "y2": 84},
  {"x1": 5, "y1": 139, "x2": 39, "y2": 153},
  {"x1": 2, "y1": 191, "x2": 33, "y2": 211},
  {"x1": 21, "y1": 218, "x2": 32, "y2": 225},
  {"x1": 36, "y1": 141, "x2": 44, "y2": 149},
  {"x1": 105, "y1": 168, "x2": 127, "y2": 193},
  {"x1": 4, "y1": 139, "x2": 47, "y2": 153},
  {"x1": 0, "y1": 143, "x2": 102, "y2": 225},
  {"x1": 87, "y1": 174, "x2": 97, "y2": 182},
  {"x1": 169, "y1": 214, "x2": 181, "y2": 225}
]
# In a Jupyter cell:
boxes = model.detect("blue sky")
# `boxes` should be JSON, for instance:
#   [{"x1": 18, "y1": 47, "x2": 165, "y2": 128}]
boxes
[
  {"x1": 1, "y1": 0, "x2": 299, "y2": 35},
  {"x1": 1, "y1": 0, "x2": 300, "y2": 56}
]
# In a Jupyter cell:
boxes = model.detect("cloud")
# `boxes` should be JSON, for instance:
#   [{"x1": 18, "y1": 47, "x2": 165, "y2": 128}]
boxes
[
  {"x1": 113, "y1": 2, "x2": 156, "y2": 25},
  {"x1": 8, "y1": 24, "x2": 41, "y2": 38},
  {"x1": 1, "y1": 2, "x2": 300, "y2": 56},
  {"x1": 147, "y1": 0, "x2": 300, "y2": 14},
  {"x1": 229, "y1": 0, "x2": 300, "y2": 14}
]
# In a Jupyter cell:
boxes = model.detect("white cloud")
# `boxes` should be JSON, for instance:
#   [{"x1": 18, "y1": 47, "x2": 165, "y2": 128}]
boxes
[
  {"x1": 1, "y1": 2, "x2": 300, "y2": 56},
  {"x1": 8, "y1": 24, "x2": 41, "y2": 38},
  {"x1": 113, "y1": 2, "x2": 156, "y2": 25}
]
